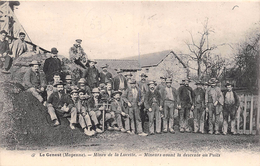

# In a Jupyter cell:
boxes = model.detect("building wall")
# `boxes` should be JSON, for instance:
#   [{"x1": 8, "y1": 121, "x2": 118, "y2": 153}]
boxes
[{"x1": 134, "y1": 53, "x2": 188, "y2": 88}]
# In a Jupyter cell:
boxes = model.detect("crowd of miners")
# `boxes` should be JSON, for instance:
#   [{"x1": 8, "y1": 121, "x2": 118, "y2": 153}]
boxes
[{"x1": 0, "y1": 30, "x2": 240, "y2": 136}]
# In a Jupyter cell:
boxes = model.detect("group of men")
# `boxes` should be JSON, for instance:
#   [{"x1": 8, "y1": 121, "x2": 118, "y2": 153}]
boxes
[
  {"x1": 1, "y1": 35, "x2": 240, "y2": 137},
  {"x1": 0, "y1": 30, "x2": 27, "y2": 74},
  {"x1": 22, "y1": 47, "x2": 240, "y2": 137}
]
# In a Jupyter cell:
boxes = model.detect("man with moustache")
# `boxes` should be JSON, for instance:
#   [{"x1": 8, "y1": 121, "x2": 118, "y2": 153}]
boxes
[
  {"x1": 82, "y1": 59, "x2": 100, "y2": 89},
  {"x1": 99, "y1": 64, "x2": 113, "y2": 84},
  {"x1": 46, "y1": 81, "x2": 74, "y2": 127},
  {"x1": 23, "y1": 60, "x2": 47, "y2": 103},
  {"x1": 122, "y1": 79, "x2": 148, "y2": 136},
  {"x1": 113, "y1": 68, "x2": 128, "y2": 91},
  {"x1": 77, "y1": 78, "x2": 92, "y2": 96},
  {"x1": 156, "y1": 76, "x2": 167, "y2": 95},
  {"x1": 177, "y1": 79, "x2": 195, "y2": 133},
  {"x1": 144, "y1": 81, "x2": 163, "y2": 135},
  {"x1": 161, "y1": 78, "x2": 178, "y2": 134},
  {"x1": 138, "y1": 73, "x2": 149, "y2": 128},
  {"x1": 10, "y1": 32, "x2": 28, "y2": 59}
]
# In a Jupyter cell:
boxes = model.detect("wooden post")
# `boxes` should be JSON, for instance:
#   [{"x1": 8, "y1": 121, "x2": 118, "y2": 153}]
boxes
[
  {"x1": 249, "y1": 95, "x2": 254, "y2": 134},
  {"x1": 102, "y1": 102, "x2": 105, "y2": 132},
  {"x1": 237, "y1": 105, "x2": 241, "y2": 133},
  {"x1": 243, "y1": 94, "x2": 247, "y2": 134},
  {"x1": 256, "y1": 94, "x2": 260, "y2": 135}
]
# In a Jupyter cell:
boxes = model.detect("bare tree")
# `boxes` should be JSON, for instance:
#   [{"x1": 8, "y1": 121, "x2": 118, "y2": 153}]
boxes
[{"x1": 185, "y1": 18, "x2": 216, "y2": 79}]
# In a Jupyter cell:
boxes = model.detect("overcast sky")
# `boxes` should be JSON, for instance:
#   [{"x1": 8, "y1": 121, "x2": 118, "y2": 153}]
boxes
[{"x1": 14, "y1": 1, "x2": 259, "y2": 59}]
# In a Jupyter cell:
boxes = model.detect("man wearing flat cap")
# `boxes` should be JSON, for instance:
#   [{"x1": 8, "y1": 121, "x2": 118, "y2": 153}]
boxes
[
  {"x1": 193, "y1": 81, "x2": 206, "y2": 133},
  {"x1": 222, "y1": 82, "x2": 239, "y2": 135},
  {"x1": 177, "y1": 79, "x2": 195, "y2": 133},
  {"x1": 69, "y1": 39, "x2": 87, "y2": 69},
  {"x1": 0, "y1": 30, "x2": 12, "y2": 74},
  {"x1": 99, "y1": 64, "x2": 113, "y2": 84},
  {"x1": 23, "y1": 60, "x2": 47, "y2": 103},
  {"x1": 144, "y1": 81, "x2": 163, "y2": 135},
  {"x1": 161, "y1": 78, "x2": 178, "y2": 133},
  {"x1": 46, "y1": 81, "x2": 74, "y2": 127},
  {"x1": 43, "y1": 47, "x2": 62, "y2": 84},
  {"x1": 82, "y1": 59, "x2": 100, "y2": 89},
  {"x1": 113, "y1": 68, "x2": 127, "y2": 91},
  {"x1": 205, "y1": 78, "x2": 224, "y2": 135}
]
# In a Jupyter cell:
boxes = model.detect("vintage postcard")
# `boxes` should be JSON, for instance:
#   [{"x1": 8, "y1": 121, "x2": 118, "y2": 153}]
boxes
[{"x1": 0, "y1": 0, "x2": 259, "y2": 166}]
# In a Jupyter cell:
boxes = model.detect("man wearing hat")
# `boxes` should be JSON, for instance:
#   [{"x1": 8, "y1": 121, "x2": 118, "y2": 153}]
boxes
[
  {"x1": 125, "y1": 73, "x2": 133, "y2": 89},
  {"x1": 222, "y1": 82, "x2": 240, "y2": 135},
  {"x1": 113, "y1": 68, "x2": 127, "y2": 91},
  {"x1": 69, "y1": 39, "x2": 87, "y2": 69},
  {"x1": 10, "y1": 32, "x2": 28, "y2": 59},
  {"x1": 43, "y1": 47, "x2": 62, "y2": 84},
  {"x1": 47, "y1": 81, "x2": 74, "y2": 127},
  {"x1": 193, "y1": 81, "x2": 206, "y2": 133},
  {"x1": 23, "y1": 60, "x2": 47, "y2": 103},
  {"x1": 138, "y1": 73, "x2": 149, "y2": 127},
  {"x1": 177, "y1": 79, "x2": 195, "y2": 133},
  {"x1": 110, "y1": 90, "x2": 130, "y2": 133},
  {"x1": 0, "y1": 30, "x2": 12, "y2": 74},
  {"x1": 99, "y1": 64, "x2": 113, "y2": 84},
  {"x1": 82, "y1": 59, "x2": 100, "y2": 89},
  {"x1": 156, "y1": 76, "x2": 167, "y2": 96},
  {"x1": 144, "y1": 81, "x2": 163, "y2": 134},
  {"x1": 122, "y1": 79, "x2": 147, "y2": 136},
  {"x1": 161, "y1": 78, "x2": 178, "y2": 133},
  {"x1": 64, "y1": 74, "x2": 73, "y2": 94},
  {"x1": 205, "y1": 78, "x2": 224, "y2": 134},
  {"x1": 77, "y1": 78, "x2": 92, "y2": 96}
]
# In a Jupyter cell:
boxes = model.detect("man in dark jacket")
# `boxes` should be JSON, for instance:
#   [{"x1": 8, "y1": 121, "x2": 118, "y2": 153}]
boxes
[
  {"x1": 69, "y1": 39, "x2": 87, "y2": 69},
  {"x1": 43, "y1": 48, "x2": 62, "y2": 84},
  {"x1": 144, "y1": 81, "x2": 163, "y2": 135},
  {"x1": 222, "y1": 82, "x2": 240, "y2": 135},
  {"x1": 113, "y1": 68, "x2": 127, "y2": 91},
  {"x1": 0, "y1": 30, "x2": 12, "y2": 74},
  {"x1": 193, "y1": 81, "x2": 206, "y2": 133},
  {"x1": 99, "y1": 64, "x2": 113, "y2": 84},
  {"x1": 82, "y1": 59, "x2": 100, "y2": 89},
  {"x1": 177, "y1": 79, "x2": 195, "y2": 133}
]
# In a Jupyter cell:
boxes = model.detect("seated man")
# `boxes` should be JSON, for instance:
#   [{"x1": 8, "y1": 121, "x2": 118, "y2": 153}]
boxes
[
  {"x1": 46, "y1": 72, "x2": 62, "y2": 100},
  {"x1": 23, "y1": 60, "x2": 47, "y2": 103},
  {"x1": 79, "y1": 89, "x2": 102, "y2": 133},
  {"x1": 46, "y1": 81, "x2": 74, "y2": 127},
  {"x1": 64, "y1": 74, "x2": 73, "y2": 94},
  {"x1": 87, "y1": 88, "x2": 115, "y2": 131},
  {"x1": 110, "y1": 90, "x2": 130, "y2": 133},
  {"x1": 69, "y1": 89, "x2": 95, "y2": 136}
]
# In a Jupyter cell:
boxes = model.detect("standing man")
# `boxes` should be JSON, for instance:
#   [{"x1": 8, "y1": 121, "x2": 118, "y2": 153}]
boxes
[
  {"x1": 82, "y1": 59, "x2": 100, "y2": 89},
  {"x1": 122, "y1": 79, "x2": 147, "y2": 136},
  {"x1": 113, "y1": 68, "x2": 127, "y2": 91},
  {"x1": 156, "y1": 76, "x2": 166, "y2": 95},
  {"x1": 23, "y1": 60, "x2": 47, "y2": 103},
  {"x1": 205, "y1": 78, "x2": 224, "y2": 135},
  {"x1": 144, "y1": 81, "x2": 163, "y2": 135},
  {"x1": 99, "y1": 64, "x2": 113, "y2": 84},
  {"x1": 138, "y1": 73, "x2": 149, "y2": 129},
  {"x1": 177, "y1": 79, "x2": 195, "y2": 133},
  {"x1": 0, "y1": 30, "x2": 12, "y2": 74},
  {"x1": 124, "y1": 73, "x2": 133, "y2": 89},
  {"x1": 193, "y1": 81, "x2": 206, "y2": 133},
  {"x1": 10, "y1": 32, "x2": 27, "y2": 59},
  {"x1": 161, "y1": 78, "x2": 177, "y2": 134},
  {"x1": 46, "y1": 81, "x2": 74, "y2": 127},
  {"x1": 69, "y1": 39, "x2": 87, "y2": 69},
  {"x1": 43, "y1": 47, "x2": 62, "y2": 84},
  {"x1": 222, "y1": 82, "x2": 240, "y2": 135}
]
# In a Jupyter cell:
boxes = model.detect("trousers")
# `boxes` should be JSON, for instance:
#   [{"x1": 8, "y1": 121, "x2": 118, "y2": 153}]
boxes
[
  {"x1": 208, "y1": 103, "x2": 223, "y2": 132},
  {"x1": 163, "y1": 100, "x2": 175, "y2": 131},
  {"x1": 115, "y1": 113, "x2": 130, "y2": 130},
  {"x1": 179, "y1": 103, "x2": 192, "y2": 131},
  {"x1": 128, "y1": 103, "x2": 143, "y2": 134},
  {"x1": 148, "y1": 103, "x2": 161, "y2": 133},
  {"x1": 0, "y1": 55, "x2": 13, "y2": 71},
  {"x1": 27, "y1": 87, "x2": 43, "y2": 103},
  {"x1": 193, "y1": 104, "x2": 205, "y2": 132},
  {"x1": 223, "y1": 105, "x2": 238, "y2": 133}
]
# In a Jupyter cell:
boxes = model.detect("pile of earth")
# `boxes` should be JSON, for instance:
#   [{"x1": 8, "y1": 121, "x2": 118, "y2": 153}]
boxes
[{"x1": 0, "y1": 81, "x2": 92, "y2": 147}]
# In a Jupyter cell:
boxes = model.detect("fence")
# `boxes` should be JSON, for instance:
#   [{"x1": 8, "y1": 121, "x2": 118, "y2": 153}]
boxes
[{"x1": 237, "y1": 94, "x2": 260, "y2": 135}]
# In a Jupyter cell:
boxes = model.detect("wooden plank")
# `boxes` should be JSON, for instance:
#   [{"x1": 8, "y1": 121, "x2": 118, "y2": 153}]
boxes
[
  {"x1": 249, "y1": 95, "x2": 254, "y2": 134},
  {"x1": 237, "y1": 106, "x2": 241, "y2": 133},
  {"x1": 243, "y1": 94, "x2": 247, "y2": 134},
  {"x1": 257, "y1": 94, "x2": 260, "y2": 135}
]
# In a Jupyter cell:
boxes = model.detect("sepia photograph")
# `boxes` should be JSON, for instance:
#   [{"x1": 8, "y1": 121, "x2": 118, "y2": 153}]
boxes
[{"x1": 0, "y1": 1, "x2": 259, "y2": 166}]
